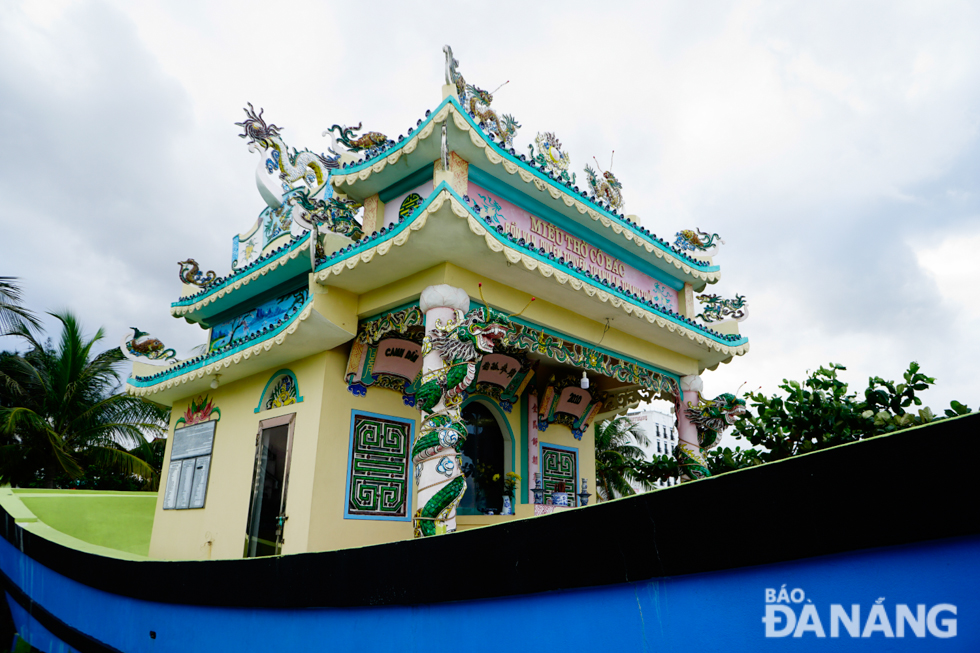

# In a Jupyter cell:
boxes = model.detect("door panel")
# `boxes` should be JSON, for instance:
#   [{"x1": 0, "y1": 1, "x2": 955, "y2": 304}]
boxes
[{"x1": 245, "y1": 419, "x2": 293, "y2": 557}]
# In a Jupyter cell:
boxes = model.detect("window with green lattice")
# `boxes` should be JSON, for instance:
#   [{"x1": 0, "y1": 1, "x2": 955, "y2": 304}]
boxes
[
  {"x1": 345, "y1": 412, "x2": 413, "y2": 520},
  {"x1": 541, "y1": 445, "x2": 577, "y2": 507}
]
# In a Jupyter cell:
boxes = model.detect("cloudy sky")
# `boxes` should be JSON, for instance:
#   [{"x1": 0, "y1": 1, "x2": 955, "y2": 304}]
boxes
[{"x1": 2, "y1": 0, "x2": 978, "y2": 417}]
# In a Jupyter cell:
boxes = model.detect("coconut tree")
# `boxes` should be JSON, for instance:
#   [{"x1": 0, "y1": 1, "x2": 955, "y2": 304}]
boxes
[
  {"x1": 0, "y1": 312, "x2": 169, "y2": 488},
  {"x1": 594, "y1": 415, "x2": 655, "y2": 501},
  {"x1": 0, "y1": 276, "x2": 41, "y2": 335}
]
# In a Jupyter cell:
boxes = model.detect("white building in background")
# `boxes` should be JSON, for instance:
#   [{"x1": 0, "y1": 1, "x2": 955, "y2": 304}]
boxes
[{"x1": 627, "y1": 408, "x2": 679, "y2": 488}]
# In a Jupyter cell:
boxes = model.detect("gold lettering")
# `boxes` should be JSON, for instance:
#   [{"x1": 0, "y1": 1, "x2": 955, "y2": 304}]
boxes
[{"x1": 530, "y1": 216, "x2": 543, "y2": 235}]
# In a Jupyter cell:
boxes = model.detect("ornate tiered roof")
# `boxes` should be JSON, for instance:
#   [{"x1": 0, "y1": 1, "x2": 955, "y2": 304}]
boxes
[{"x1": 127, "y1": 48, "x2": 749, "y2": 401}]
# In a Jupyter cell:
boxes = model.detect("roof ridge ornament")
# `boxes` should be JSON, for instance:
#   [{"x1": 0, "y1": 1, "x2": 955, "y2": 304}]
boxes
[
  {"x1": 675, "y1": 229, "x2": 725, "y2": 256},
  {"x1": 236, "y1": 103, "x2": 339, "y2": 210},
  {"x1": 696, "y1": 293, "x2": 749, "y2": 323},
  {"x1": 529, "y1": 132, "x2": 576, "y2": 185},
  {"x1": 178, "y1": 259, "x2": 216, "y2": 288},
  {"x1": 323, "y1": 123, "x2": 393, "y2": 162},
  {"x1": 120, "y1": 327, "x2": 177, "y2": 365},
  {"x1": 443, "y1": 44, "x2": 521, "y2": 147},
  {"x1": 585, "y1": 153, "x2": 624, "y2": 211}
]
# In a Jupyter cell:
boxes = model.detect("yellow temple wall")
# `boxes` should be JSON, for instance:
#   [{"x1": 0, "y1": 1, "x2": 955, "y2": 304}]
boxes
[
  {"x1": 148, "y1": 352, "x2": 328, "y2": 560},
  {"x1": 306, "y1": 343, "x2": 418, "y2": 551}
]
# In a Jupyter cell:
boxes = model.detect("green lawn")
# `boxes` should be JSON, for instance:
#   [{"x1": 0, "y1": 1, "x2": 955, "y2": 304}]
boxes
[{"x1": 14, "y1": 490, "x2": 157, "y2": 556}]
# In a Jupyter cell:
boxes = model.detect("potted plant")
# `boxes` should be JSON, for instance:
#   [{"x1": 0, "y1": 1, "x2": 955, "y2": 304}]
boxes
[
  {"x1": 552, "y1": 481, "x2": 569, "y2": 507},
  {"x1": 502, "y1": 472, "x2": 521, "y2": 514}
]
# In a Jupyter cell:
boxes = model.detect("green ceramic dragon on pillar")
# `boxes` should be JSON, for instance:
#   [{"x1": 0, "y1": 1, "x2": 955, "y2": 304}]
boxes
[
  {"x1": 675, "y1": 375, "x2": 746, "y2": 480},
  {"x1": 413, "y1": 285, "x2": 511, "y2": 538}
]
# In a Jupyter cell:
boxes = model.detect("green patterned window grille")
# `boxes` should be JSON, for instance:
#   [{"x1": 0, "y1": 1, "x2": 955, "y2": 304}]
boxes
[
  {"x1": 541, "y1": 445, "x2": 577, "y2": 507},
  {"x1": 345, "y1": 411, "x2": 414, "y2": 520}
]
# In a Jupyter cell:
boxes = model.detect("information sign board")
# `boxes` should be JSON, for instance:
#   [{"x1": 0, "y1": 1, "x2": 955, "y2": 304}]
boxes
[{"x1": 163, "y1": 420, "x2": 217, "y2": 510}]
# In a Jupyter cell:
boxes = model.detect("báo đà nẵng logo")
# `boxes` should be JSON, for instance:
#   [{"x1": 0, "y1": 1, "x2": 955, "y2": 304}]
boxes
[{"x1": 762, "y1": 585, "x2": 957, "y2": 639}]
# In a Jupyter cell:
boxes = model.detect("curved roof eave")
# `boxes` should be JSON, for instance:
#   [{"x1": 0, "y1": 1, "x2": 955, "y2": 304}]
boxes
[
  {"x1": 170, "y1": 233, "x2": 314, "y2": 324},
  {"x1": 128, "y1": 300, "x2": 344, "y2": 404},
  {"x1": 314, "y1": 183, "x2": 748, "y2": 368}
]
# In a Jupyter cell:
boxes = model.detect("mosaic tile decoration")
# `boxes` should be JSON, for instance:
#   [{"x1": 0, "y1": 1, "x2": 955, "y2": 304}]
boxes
[
  {"x1": 347, "y1": 413, "x2": 412, "y2": 518},
  {"x1": 209, "y1": 288, "x2": 308, "y2": 353},
  {"x1": 265, "y1": 374, "x2": 298, "y2": 410}
]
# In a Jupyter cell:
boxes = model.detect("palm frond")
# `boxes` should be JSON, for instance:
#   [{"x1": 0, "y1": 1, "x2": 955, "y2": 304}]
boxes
[
  {"x1": 1, "y1": 310, "x2": 169, "y2": 487},
  {"x1": 0, "y1": 277, "x2": 42, "y2": 335}
]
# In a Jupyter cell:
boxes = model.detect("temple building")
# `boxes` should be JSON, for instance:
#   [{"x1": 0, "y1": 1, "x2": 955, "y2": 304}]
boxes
[{"x1": 122, "y1": 46, "x2": 749, "y2": 560}]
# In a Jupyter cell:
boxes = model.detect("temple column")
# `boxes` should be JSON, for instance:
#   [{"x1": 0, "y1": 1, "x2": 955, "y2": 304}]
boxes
[
  {"x1": 414, "y1": 284, "x2": 471, "y2": 536},
  {"x1": 361, "y1": 194, "x2": 383, "y2": 235}
]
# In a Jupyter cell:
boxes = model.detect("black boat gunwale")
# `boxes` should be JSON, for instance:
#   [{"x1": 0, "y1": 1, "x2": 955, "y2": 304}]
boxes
[{"x1": 2, "y1": 414, "x2": 977, "y2": 609}]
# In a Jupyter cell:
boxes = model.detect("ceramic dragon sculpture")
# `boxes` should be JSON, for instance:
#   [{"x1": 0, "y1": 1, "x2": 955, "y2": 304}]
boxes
[
  {"x1": 283, "y1": 190, "x2": 364, "y2": 242},
  {"x1": 584, "y1": 163, "x2": 624, "y2": 211},
  {"x1": 323, "y1": 123, "x2": 392, "y2": 161},
  {"x1": 675, "y1": 375, "x2": 746, "y2": 480},
  {"x1": 675, "y1": 228, "x2": 724, "y2": 256},
  {"x1": 177, "y1": 259, "x2": 217, "y2": 288},
  {"x1": 119, "y1": 327, "x2": 176, "y2": 363},
  {"x1": 236, "y1": 103, "x2": 338, "y2": 208},
  {"x1": 444, "y1": 44, "x2": 521, "y2": 147},
  {"x1": 696, "y1": 293, "x2": 749, "y2": 323},
  {"x1": 413, "y1": 292, "x2": 511, "y2": 538}
]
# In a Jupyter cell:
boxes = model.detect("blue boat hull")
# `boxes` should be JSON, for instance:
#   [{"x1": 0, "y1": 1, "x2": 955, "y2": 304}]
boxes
[{"x1": 4, "y1": 534, "x2": 978, "y2": 652}]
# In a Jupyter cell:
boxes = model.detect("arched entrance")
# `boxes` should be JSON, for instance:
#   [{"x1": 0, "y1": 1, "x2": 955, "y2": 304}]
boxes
[{"x1": 458, "y1": 401, "x2": 508, "y2": 515}]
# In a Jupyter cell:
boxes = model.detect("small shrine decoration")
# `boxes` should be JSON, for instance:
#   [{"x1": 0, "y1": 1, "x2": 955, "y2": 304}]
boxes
[
  {"x1": 538, "y1": 376, "x2": 605, "y2": 440},
  {"x1": 175, "y1": 395, "x2": 221, "y2": 428},
  {"x1": 345, "y1": 306, "x2": 426, "y2": 406},
  {"x1": 255, "y1": 369, "x2": 304, "y2": 413}
]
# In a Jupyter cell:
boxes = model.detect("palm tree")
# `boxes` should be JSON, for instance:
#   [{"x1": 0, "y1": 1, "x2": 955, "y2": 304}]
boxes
[
  {"x1": 0, "y1": 312, "x2": 169, "y2": 488},
  {"x1": 0, "y1": 276, "x2": 41, "y2": 335},
  {"x1": 594, "y1": 415, "x2": 655, "y2": 501}
]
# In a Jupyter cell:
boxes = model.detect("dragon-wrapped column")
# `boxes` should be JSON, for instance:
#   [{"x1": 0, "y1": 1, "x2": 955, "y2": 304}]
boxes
[
  {"x1": 412, "y1": 284, "x2": 510, "y2": 537},
  {"x1": 675, "y1": 375, "x2": 708, "y2": 480},
  {"x1": 675, "y1": 374, "x2": 746, "y2": 481},
  {"x1": 414, "y1": 285, "x2": 473, "y2": 537}
]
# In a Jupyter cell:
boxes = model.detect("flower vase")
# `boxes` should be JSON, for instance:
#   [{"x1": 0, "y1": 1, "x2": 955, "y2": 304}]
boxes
[{"x1": 502, "y1": 495, "x2": 513, "y2": 515}]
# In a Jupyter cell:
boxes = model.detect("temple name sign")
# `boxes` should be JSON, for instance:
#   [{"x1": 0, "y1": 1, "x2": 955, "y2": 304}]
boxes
[{"x1": 471, "y1": 184, "x2": 678, "y2": 309}]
